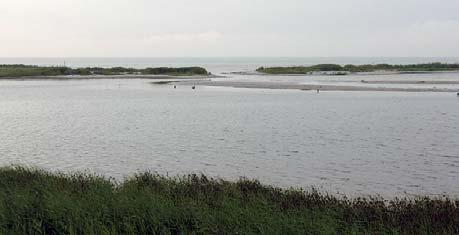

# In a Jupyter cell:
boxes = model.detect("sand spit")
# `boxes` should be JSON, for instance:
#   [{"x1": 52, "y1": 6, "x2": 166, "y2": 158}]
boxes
[{"x1": 194, "y1": 81, "x2": 459, "y2": 92}]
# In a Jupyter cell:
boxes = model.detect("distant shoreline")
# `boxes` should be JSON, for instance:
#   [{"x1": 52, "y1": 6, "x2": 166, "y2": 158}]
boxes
[
  {"x1": 0, "y1": 64, "x2": 213, "y2": 79},
  {"x1": 256, "y1": 63, "x2": 459, "y2": 75},
  {"x1": 0, "y1": 74, "x2": 221, "y2": 80}
]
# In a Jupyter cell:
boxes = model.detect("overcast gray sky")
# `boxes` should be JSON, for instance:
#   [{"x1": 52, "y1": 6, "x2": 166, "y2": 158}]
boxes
[{"x1": 1, "y1": 0, "x2": 459, "y2": 57}]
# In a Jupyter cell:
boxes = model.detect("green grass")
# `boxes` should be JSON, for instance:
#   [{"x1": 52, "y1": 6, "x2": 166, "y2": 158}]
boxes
[
  {"x1": 0, "y1": 167, "x2": 457, "y2": 234},
  {"x1": 256, "y1": 63, "x2": 459, "y2": 74},
  {"x1": 0, "y1": 65, "x2": 209, "y2": 78}
]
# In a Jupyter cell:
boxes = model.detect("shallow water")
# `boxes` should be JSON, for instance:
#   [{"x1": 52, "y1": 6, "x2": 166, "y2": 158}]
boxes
[
  {"x1": 0, "y1": 78, "x2": 458, "y2": 197},
  {"x1": 219, "y1": 72, "x2": 459, "y2": 90}
]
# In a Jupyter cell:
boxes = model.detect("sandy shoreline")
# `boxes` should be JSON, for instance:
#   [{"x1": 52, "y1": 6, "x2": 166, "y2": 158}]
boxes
[
  {"x1": 191, "y1": 81, "x2": 459, "y2": 92},
  {"x1": 359, "y1": 80, "x2": 459, "y2": 84},
  {"x1": 230, "y1": 70, "x2": 459, "y2": 76},
  {"x1": 2, "y1": 74, "x2": 458, "y2": 93}
]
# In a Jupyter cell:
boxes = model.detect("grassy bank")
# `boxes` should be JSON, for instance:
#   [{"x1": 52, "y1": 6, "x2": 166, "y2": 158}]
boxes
[
  {"x1": 256, "y1": 63, "x2": 459, "y2": 74},
  {"x1": 0, "y1": 167, "x2": 457, "y2": 234},
  {"x1": 0, "y1": 65, "x2": 209, "y2": 78}
]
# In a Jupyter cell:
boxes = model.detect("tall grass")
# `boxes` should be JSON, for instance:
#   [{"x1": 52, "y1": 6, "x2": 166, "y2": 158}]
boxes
[{"x1": 0, "y1": 167, "x2": 457, "y2": 234}]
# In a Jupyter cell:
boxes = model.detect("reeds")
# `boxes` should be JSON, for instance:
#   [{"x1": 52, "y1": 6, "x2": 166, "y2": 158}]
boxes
[{"x1": 0, "y1": 167, "x2": 457, "y2": 234}]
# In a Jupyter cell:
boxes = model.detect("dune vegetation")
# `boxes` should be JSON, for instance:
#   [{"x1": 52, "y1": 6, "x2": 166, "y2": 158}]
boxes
[
  {"x1": 0, "y1": 167, "x2": 457, "y2": 234},
  {"x1": 256, "y1": 63, "x2": 459, "y2": 74},
  {"x1": 0, "y1": 64, "x2": 209, "y2": 78}
]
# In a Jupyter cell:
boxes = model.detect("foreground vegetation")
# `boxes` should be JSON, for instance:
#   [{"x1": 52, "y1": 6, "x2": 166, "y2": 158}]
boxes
[
  {"x1": 0, "y1": 167, "x2": 457, "y2": 234},
  {"x1": 256, "y1": 63, "x2": 459, "y2": 74},
  {"x1": 0, "y1": 64, "x2": 209, "y2": 77}
]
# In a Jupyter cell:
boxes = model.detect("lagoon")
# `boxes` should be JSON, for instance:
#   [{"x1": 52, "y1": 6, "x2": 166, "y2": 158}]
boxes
[{"x1": 0, "y1": 77, "x2": 458, "y2": 197}]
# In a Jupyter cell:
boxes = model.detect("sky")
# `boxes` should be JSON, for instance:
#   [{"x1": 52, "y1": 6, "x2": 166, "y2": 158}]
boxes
[{"x1": 1, "y1": 0, "x2": 459, "y2": 57}]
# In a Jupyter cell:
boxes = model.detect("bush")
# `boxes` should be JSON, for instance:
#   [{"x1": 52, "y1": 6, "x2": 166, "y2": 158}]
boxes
[
  {"x1": 0, "y1": 65, "x2": 209, "y2": 77},
  {"x1": 257, "y1": 63, "x2": 459, "y2": 74}
]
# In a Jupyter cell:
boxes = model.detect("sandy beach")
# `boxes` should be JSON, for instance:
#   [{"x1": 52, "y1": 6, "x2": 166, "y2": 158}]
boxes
[
  {"x1": 189, "y1": 80, "x2": 459, "y2": 92},
  {"x1": 359, "y1": 80, "x2": 459, "y2": 84}
]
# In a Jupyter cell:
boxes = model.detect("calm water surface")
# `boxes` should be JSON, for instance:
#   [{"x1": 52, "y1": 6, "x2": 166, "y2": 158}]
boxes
[{"x1": 0, "y1": 78, "x2": 458, "y2": 197}]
